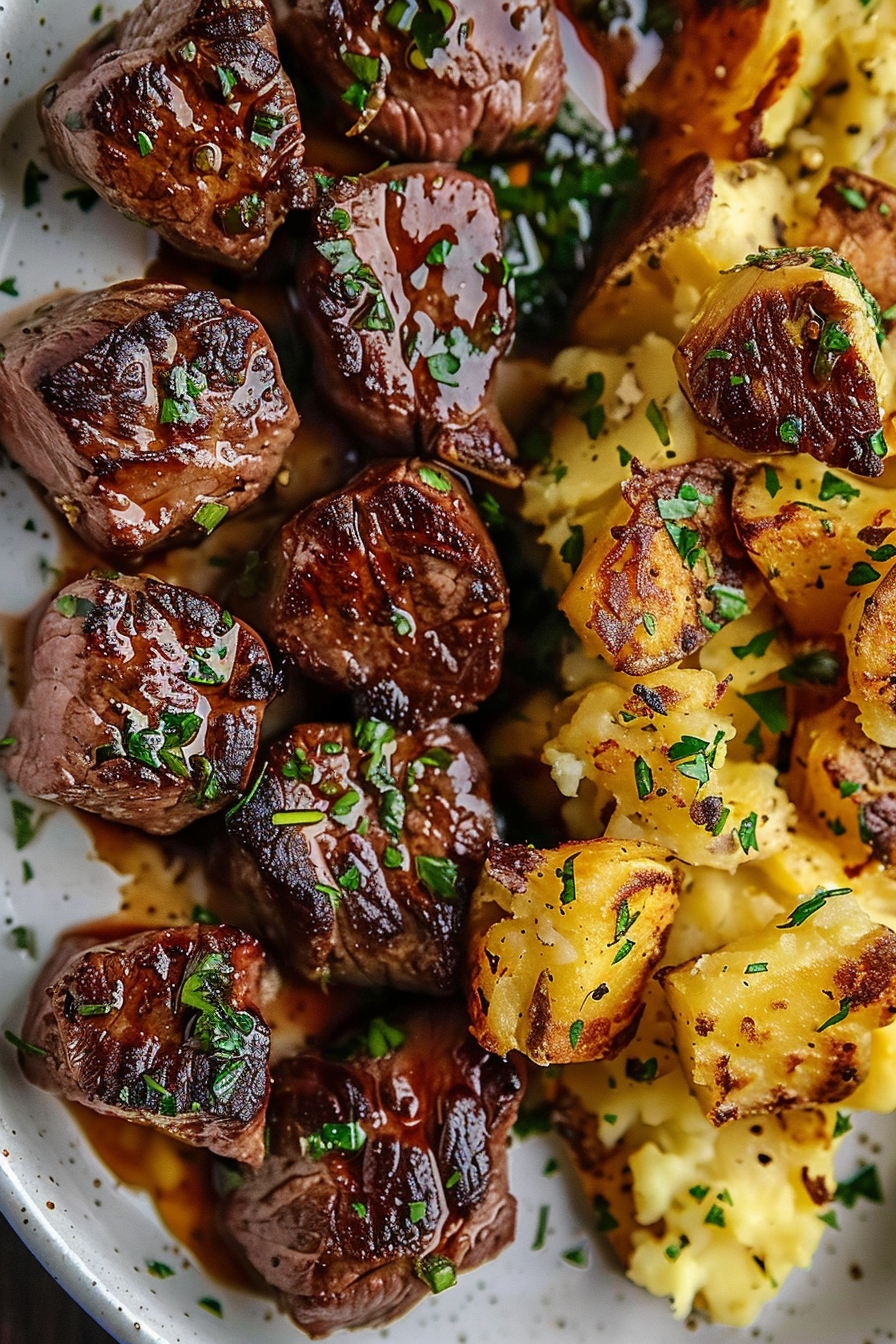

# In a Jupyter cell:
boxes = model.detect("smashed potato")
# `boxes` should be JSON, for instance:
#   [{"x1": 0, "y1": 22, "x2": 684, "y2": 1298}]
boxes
[
  {"x1": 466, "y1": 839, "x2": 678, "y2": 1065},
  {"x1": 544, "y1": 669, "x2": 794, "y2": 869},
  {"x1": 660, "y1": 889, "x2": 896, "y2": 1125},
  {"x1": 560, "y1": 459, "x2": 758, "y2": 675},
  {"x1": 731, "y1": 456, "x2": 896, "y2": 636}
]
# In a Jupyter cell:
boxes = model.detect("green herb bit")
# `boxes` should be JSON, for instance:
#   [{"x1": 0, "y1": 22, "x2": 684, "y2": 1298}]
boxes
[
  {"x1": 560, "y1": 523, "x2": 585, "y2": 571},
  {"x1": 634, "y1": 755, "x2": 653, "y2": 800},
  {"x1": 221, "y1": 191, "x2": 262, "y2": 236},
  {"x1": 643, "y1": 398, "x2": 669, "y2": 446},
  {"x1": 532, "y1": 1204, "x2": 550, "y2": 1250},
  {"x1": 764, "y1": 465, "x2": 781, "y2": 497},
  {"x1": 191, "y1": 904, "x2": 218, "y2": 925},
  {"x1": 216, "y1": 65, "x2": 237, "y2": 98},
  {"x1": 62, "y1": 186, "x2": 99, "y2": 212},
  {"x1": 836, "y1": 183, "x2": 868, "y2": 211},
  {"x1": 77, "y1": 1002, "x2": 114, "y2": 1016},
  {"x1": 689, "y1": 1183, "x2": 710, "y2": 1202},
  {"x1": 562, "y1": 1245, "x2": 587, "y2": 1267},
  {"x1": 817, "y1": 997, "x2": 852, "y2": 1033},
  {"x1": 732, "y1": 628, "x2": 777, "y2": 660},
  {"x1": 366, "y1": 1016, "x2": 406, "y2": 1057},
  {"x1": 0, "y1": 277, "x2": 18, "y2": 297},
  {"x1": 736, "y1": 812, "x2": 759, "y2": 855},
  {"x1": 145, "y1": 1260, "x2": 174, "y2": 1279},
  {"x1": 839, "y1": 780, "x2": 861, "y2": 798},
  {"x1": 250, "y1": 109, "x2": 285, "y2": 149},
  {"x1": 594, "y1": 1193, "x2": 619, "y2": 1233},
  {"x1": 408, "y1": 1199, "x2": 427, "y2": 1224},
  {"x1": 846, "y1": 561, "x2": 881, "y2": 586},
  {"x1": 612, "y1": 896, "x2": 640, "y2": 945},
  {"x1": 513, "y1": 1103, "x2": 552, "y2": 1139},
  {"x1": 744, "y1": 962, "x2": 768, "y2": 975},
  {"x1": 10, "y1": 925, "x2": 36, "y2": 957},
  {"x1": 569, "y1": 1019, "x2": 584, "y2": 1050},
  {"x1": 271, "y1": 809, "x2": 326, "y2": 826},
  {"x1": 143, "y1": 1074, "x2": 177, "y2": 1116},
  {"x1": 612, "y1": 939, "x2": 635, "y2": 964},
  {"x1": 136, "y1": 131, "x2": 153, "y2": 157},
  {"x1": 834, "y1": 1163, "x2": 883, "y2": 1208},
  {"x1": 193, "y1": 501, "x2": 229, "y2": 533},
  {"x1": 778, "y1": 415, "x2": 802, "y2": 445},
  {"x1": 11, "y1": 799, "x2": 36, "y2": 850},
  {"x1": 418, "y1": 464, "x2": 451, "y2": 492},
  {"x1": 426, "y1": 350, "x2": 461, "y2": 386},
  {"x1": 304, "y1": 1120, "x2": 367, "y2": 1160},
  {"x1": 330, "y1": 788, "x2": 360, "y2": 818},
  {"x1": 415, "y1": 853, "x2": 458, "y2": 900},
  {"x1": 555, "y1": 852, "x2": 579, "y2": 905},
  {"x1": 642, "y1": 613, "x2": 656, "y2": 636},
  {"x1": 777, "y1": 885, "x2": 850, "y2": 929},
  {"x1": 833, "y1": 1111, "x2": 852, "y2": 1138},
  {"x1": 818, "y1": 1209, "x2": 840, "y2": 1229},
  {"x1": 56, "y1": 593, "x2": 94, "y2": 618},
  {"x1": 338, "y1": 865, "x2": 361, "y2": 892},
  {"x1": 703, "y1": 348, "x2": 732, "y2": 361},
  {"x1": 704, "y1": 1203, "x2": 726, "y2": 1228},
  {"x1": 625, "y1": 1057, "x2": 658, "y2": 1082},
  {"x1": 341, "y1": 50, "x2": 382, "y2": 112},
  {"x1": 818, "y1": 471, "x2": 860, "y2": 502},
  {"x1": 198, "y1": 1297, "x2": 223, "y2": 1318},
  {"x1": 426, "y1": 238, "x2": 454, "y2": 266},
  {"x1": 225, "y1": 761, "x2": 268, "y2": 820},
  {"x1": 415, "y1": 1253, "x2": 457, "y2": 1294},
  {"x1": 708, "y1": 584, "x2": 749, "y2": 624},
  {"x1": 4, "y1": 1029, "x2": 47, "y2": 1057},
  {"x1": 741, "y1": 686, "x2": 788, "y2": 735},
  {"x1": 22, "y1": 159, "x2": 49, "y2": 209}
]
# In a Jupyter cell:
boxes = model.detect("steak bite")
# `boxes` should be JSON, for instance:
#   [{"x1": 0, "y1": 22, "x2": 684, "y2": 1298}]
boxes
[
  {"x1": 297, "y1": 166, "x2": 520, "y2": 486},
  {"x1": 4, "y1": 573, "x2": 276, "y2": 835},
  {"x1": 15, "y1": 923, "x2": 271, "y2": 1165},
  {"x1": 0, "y1": 282, "x2": 298, "y2": 560},
  {"x1": 813, "y1": 168, "x2": 896, "y2": 315},
  {"x1": 265, "y1": 459, "x2": 509, "y2": 726},
  {"x1": 278, "y1": 0, "x2": 565, "y2": 163},
  {"x1": 38, "y1": 0, "x2": 306, "y2": 269},
  {"x1": 223, "y1": 719, "x2": 496, "y2": 994},
  {"x1": 219, "y1": 1000, "x2": 524, "y2": 1335}
]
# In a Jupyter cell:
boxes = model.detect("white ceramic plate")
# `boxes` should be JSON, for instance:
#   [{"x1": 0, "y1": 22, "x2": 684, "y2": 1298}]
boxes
[{"x1": 2, "y1": 4, "x2": 896, "y2": 1341}]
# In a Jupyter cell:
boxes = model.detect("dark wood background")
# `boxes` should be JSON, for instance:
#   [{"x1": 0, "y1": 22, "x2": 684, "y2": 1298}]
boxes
[{"x1": 0, "y1": 1216, "x2": 112, "y2": 1344}]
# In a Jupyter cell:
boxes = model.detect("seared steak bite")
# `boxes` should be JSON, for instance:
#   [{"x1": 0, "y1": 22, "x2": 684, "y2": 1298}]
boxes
[
  {"x1": 4, "y1": 574, "x2": 276, "y2": 835},
  {"x1": 15, "y1": 923, "x2": 271, "y2": 1165},
  {"x1": 0, "y1": 282, "x2": 298, "y2": 560},
  {"x1": 219, "y1": 1000, "x2": 524, "y2": 1335},
  {"x1": 297, "y1": 166, "x2": 520, "y2": 486},
  {"x1": 38, "y1": 0, "x2": 306, "y2": 269},
  {"x1": 265, "y1": 459, "x2": 509, "y2": 726},
  {"x1": 224, "y1": 719, "x2": 496, "y2": 994},
  {"x1": 279, "y1": 0, "x2": 565, "y2": 163}
]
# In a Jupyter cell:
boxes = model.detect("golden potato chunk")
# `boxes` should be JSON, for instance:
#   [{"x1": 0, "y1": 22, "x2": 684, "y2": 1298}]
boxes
[
  {"x1": 545, "y1": 669, "x2": 794, "y2": 870},
  {"x1": 660, "y1": 889, "x2": 896, "y2": 1125},
  {"x1": 675, "y1": 248, "x2": 889, "y2": 477},
  {"x1": 792, "y1": 698, "x2": 896, "y2": 868},
  {"x1": 561, "y1": 459, "x2": 759, "y2": 675},
  {"x1": 843, "y1": 564, "x2": 896, "y2": 748},
  {"x1": 731, "y1": 456, "x2": 896, "y2": 636},
  {"x1": 466, "y1": 839, "x2": 679, "y2": 1065}
]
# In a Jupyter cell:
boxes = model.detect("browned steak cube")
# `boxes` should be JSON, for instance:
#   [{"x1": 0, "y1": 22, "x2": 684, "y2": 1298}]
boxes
[
  {"x1": 279, "y1": 0, "x2": 565, "y2": 163},
  {"x1": 265, "y1": 459, "x2": 509, "y2": 726},
  {"x1": 14, "y1": 923, "x2": 271, "y2": 1165},
  {"x1": 296, "y1": 166, "x2": 521, "y2": 486},
  {"x1": 4, "y1": 573, "x2": 276, "y2": 835},
  {"x1": 219, "y1": 1000, "x2": 524, "y2": 1335},
  {"x1": 223, "y1": 720, "x2": 496, "y2": 994},
  {"x1": 0, "y1": 282, "x2": 299, "y2": 559},
  {"x1": 39, "y1": 0, "x2": 306, "y2": 269}
]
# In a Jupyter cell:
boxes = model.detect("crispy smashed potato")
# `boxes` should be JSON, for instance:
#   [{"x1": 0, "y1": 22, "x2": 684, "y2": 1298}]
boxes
[
  {"x1": 466, "y1": 839, "x2": 679, "y2": 1065},
  {"x1": 544, "y1": 669, "x2": 794, "y2": 869},
  {"x1": 731, "y1": 456, "x2": 896, "y2": 636},
  {"x1": 676, "y1": 248, "x2": 889, "y2": 477},
  {"x1": 842, "y1": 564, "x2": 896, "y2": 747},
  {"x1": 660, "y1": 889, "x2": 896, "y2": 1125},
  {"x1": 560, "y1": 459, "x2": 758, "y2": 675},
  {"x1": 792, "y1": 699, "x2": 896, "y2": 868}
]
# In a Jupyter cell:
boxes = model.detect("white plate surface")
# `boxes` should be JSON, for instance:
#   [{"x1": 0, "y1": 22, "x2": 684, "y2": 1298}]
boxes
[{"x1": 2, "y1": 4, "x2": 896, "y2": 1342}]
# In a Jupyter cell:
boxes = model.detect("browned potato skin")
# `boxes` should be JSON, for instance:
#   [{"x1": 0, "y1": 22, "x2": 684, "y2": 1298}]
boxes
[
  {"x1": 792, "y1": 699, "x2": 896, "y2": 869},
  {"x1": 297, "y1": 165, "x2": 520, "y2": 487},
  {"x1": 224, "y1": 721, "x2": 496, "y2": 994},
  {"x1": 467, "y1": 840, "x2": 680, "y2": 1066},
  {"x1": 574, "y1": 153, "x2": 715, "y2": 338},
  {"x1": 675, "y1": 251, "x2": 887, "y2": 477},
  {"x1": 814, "y1": 169, "x2": 896, "y2": 314},
  {"x1": 38, "y1": 0, "x2": 307, "y2": 270},
  {"x1": 4, "y1": 574, "x2": 276, "y2": 835},
  {"x1": 18, "y1": 924, "x2": 271, "y2": 1165},
  {"x1": 279, "y1": 0, "x2": 565, "y2": 162},
  {"x1": 265, "y1": 459, "x2": 509, "y2": 727},
  {"x1": 561, "y1": 459, "x2": 751, "y2": 676},
  {"x1": 0, "y1": 282, "x2": 299, "y2": 558}
]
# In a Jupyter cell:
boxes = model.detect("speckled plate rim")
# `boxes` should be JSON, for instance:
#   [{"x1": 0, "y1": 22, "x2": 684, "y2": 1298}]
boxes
[{"x1": 3, "y1": 3, "x2": 896, "y2": 1342}]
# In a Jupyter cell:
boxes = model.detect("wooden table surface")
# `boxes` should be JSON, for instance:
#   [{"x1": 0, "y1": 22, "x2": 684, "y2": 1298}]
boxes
[{"x1": 0, "y1": 1214, "x2": 113, "y2": 1344}]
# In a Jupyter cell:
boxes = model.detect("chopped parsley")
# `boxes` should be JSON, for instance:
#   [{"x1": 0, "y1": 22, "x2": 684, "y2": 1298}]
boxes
[
  {"x1": 778, "y1": 415, "x2": 802, "y2": 445},
  {"x1": 741, "y1": 686, "x2": 788, "y2": 735},
  {"x1": 532, "y1": 1204, "x2": 550, "y2": 1250},
  {"x1": 145, "y1": 1261, "x2": 174, "y2": 1279},
  {"x1": 560, "y1": 523, "x2": 585, "y2": 570},
  {"x1": 817, "y1": 997, "x2": 851, "y2": 1033},
  {"x1": 4, "y1": 1029, "x2": 46, "y2": 1057},
  {"x1": 341, "y1": 50, "x2": 382, "y2": 113},
  {"x1": 625, "y1": 1057, "x2": 658, "y2": 1082},
  {"x1": 555, "y1": 852, "x2": 579, "y2": 905},
  {"x1": 569, "y1": 1019, "x2": 584, "y2": 1050},
  {"x1": 10, "y1": 925, "x2": 36, "y2": 958},
  {"x1": 633, "y1": 755, "x2": 653, "y2": 800},
  {"x1": 193, "y1": 501, "x2": 229, "y2": 533},
  {"x1": 415, "y1": 1253, "x2": 457, "y2": 1294},
  {"x1": 777, "y1": 885, "x2": 850, "y2": 929},
  {"x1": 415, "y1": 854, "x2": 458, "y2": 900},
  {"x1": 736, "y1": 812, "x2": 759, "y2": 855},
  {"x1": 271, "y1": 809, "x2": 326, "y2": 825},
  {"x1": 834, "y1": 1163, "x2": 883, "y2": 1208},
  {"x1": 732, "y1": 629, "x2": 777, "y2": 660},
  {"x1": 418, "y1": 464, "x2": 451, "y2": 492},
  {"x1": 646, "y1": 399, "x2": 670, "y2": 445},
  {"x1": 304, "y1": 1120, "x2": 367, "y2": 1159},
  {"x1": 11, "y1": 799, "x2": 36, "y2": 850},
  {"x1": 22, "y1": 159, "x2": 48, "y2": 208},
  {"x1": 764, "y1": 465, "x2": 781, "y2": 498},
  {"x1": 846, "y1": 561, "x2": 881, "y2": 586}
]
